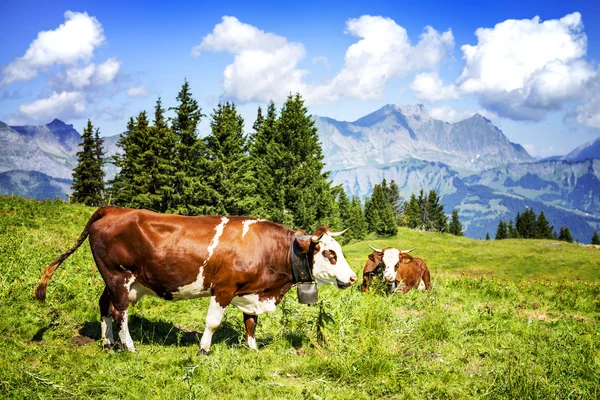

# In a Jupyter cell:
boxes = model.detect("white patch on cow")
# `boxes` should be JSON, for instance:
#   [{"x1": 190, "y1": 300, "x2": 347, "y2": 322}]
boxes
[
  {"x1": 173, "y1": 217, "x2": 230, "y2": 300},
  {"x1": 382, "y1": 248, "x2": 401, "y2": 281},
  {"x1": 200, "y1": 296, "x2": 227, "y2": 353},
  {"x1": 124, "y1": 275, "x2": 135, "y2": 292},
  {"x1": 101, "y1": 316, "x2": 114, "y2": 346},
  {"x1": 247, "y1": 336, "x2": 257, "y2": 350},
  {"x1": 231, "y1": 294, "x2": 277, "y2": 315},
  {"x1": 242, "y1": 219, "x2": 258, "y2": 237},
  {"x1": 311, "y1": 233, "x2": 357, "y2": 287},
  {"x1": 118, "y1": 310, "x2": 136, "y2": 352},
  {"x1": 128, "y1": 282, "x2": 158, "y2": 303},
  {"x1": 418, "y1": 280, "x2": 426, "y2": 290}
]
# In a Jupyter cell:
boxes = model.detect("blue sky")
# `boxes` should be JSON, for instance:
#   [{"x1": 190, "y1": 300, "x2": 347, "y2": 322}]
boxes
[{"x1": 1, "y1": 0, "x2": 599, "y2": 157}]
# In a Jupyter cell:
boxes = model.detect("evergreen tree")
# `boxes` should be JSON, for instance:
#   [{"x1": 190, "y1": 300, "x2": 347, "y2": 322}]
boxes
[
  {"x1": 536, "y1": 211, "x2": 554, "y2": 239},
  {"x1": 516, "y1": 208, "x2": 537, "y2": 238},
  {"x1": 558, "y1": 226, "x2": 574, "y2": 243},
  {"x1": 205, "y1": 102, "x2": 254, "y2": 215},
  {"x1": 448, "y1": 209, "x2": 463, "y2": 236},
  {"x1": 346, "y1": 196, "x2": 368, "y2": 241},
  {"x1": 495, "y1": 220, "x2": 508, "y2": 240},
  {"x1": 507, "y1": 220, "x2": 518, "y2": 239},
  {"x1": 72, "y1": 119, "x2": 105, "y2": 206},
  {"x1": 272, "y1": 93, "x2": 335, "y2": 231},
  {"x1": 426, "y1": 189, "x2": 447, "y2": 232},
  {"x1": 417, "y1": 189, "x2": 428, "y2": 230},
  {"x1": 365, "y1": 183, "x2": 397, "y2": 236},
  {"x1": 168, "y1": 80, "x2": 215, "y2": 215},
  {"x1": 485, "y1": 232, "x2": 491, "y2": 240},
  {"x1": 384, "y1": 179, "x2": 404, "y2": 224},
  {"x1": 403, "y1": 193, "x2": 421, "y2": 229},
  {"x1": 248, "y1": 101, "x2": 279, "y2": 220},
  {"x1": 592, "y1": 231, "x2": 600, "y2": 245}
]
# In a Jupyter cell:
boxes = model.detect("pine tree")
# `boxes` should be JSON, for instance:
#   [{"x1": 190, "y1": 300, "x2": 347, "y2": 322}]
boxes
[
  {"x1": 426, "y1": 189, "x2": 447, "y2": 232},
  {"x1": 403, "y1": 193, "x2": 421, "y2": 229},
  {"x1": 346, "y1": 196, "x2": 368, "y2": 241},
  {"x1": 72, "y1": 120, "x2": 105, "y2": 206},
  {"x1": 536, "y1": 211, "x2": 554, "y2": 239},
  {"x1": 205, "y1": 102, "x2": 254, "y2": 215},
  {"x1": 272, "y1": 93, "x2": 334, "y2": 231},
  {"x1": 495, "y1": 220, "x2": 508, "y2": 240},
  {"x1": 110, "y1": 117, "x2": 138, "y2": 205},
  {"x1": 591, "y1": 231, "x2": 600, "y2": 245},
  {"x1": 448, "y1": 209, "x2": 463, "y2": 236},
  {"x1": 485, "y1": 232, "x2": 491, "y2": 240},
  {"x1": 558, "y1": 226, "x2": 573, "y2": 243},
  {"x1": 417, "y1": 189, "x2": 428, "y2": 230},
  {"x1": 383, "y1": 179, "x2": 404, "y2": 224},
  {"x1": 365, "y1": 183, "x2": 397, "y2": 236},
  {"x1": 507, "y1": 219, "x2": 518, "y2": 239},
  {"x1": 169, "y1": 80, "x2": 216, "y2": 215},
  {"x1": 516, "y1": 208, "x2": 537, "y2": 238}
]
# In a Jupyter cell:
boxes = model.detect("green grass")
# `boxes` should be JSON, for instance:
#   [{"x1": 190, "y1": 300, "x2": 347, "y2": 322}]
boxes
[{"x1": 1, "y1": 196, "x2": 599, "y2": 399}]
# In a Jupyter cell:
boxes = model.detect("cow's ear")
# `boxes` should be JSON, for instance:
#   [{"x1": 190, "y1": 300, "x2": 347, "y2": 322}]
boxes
[
  {"x1": 368, "y1": 253, "x2": 375, "y2": 262},
  {"x1": 294, "y1": 235, "x2": 312, "y2": 254},
  {"x1": 401, "y1": 253, "x2": 414, "y2": 263}
]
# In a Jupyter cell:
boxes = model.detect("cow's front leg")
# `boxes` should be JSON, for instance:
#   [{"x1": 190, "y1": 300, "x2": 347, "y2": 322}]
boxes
[
  {"x1": 199, "y1": 296, "x2": 229, "y2": 356},
  {"x1": 243, "y1": 313, "x2": 258, "y2": 350}
]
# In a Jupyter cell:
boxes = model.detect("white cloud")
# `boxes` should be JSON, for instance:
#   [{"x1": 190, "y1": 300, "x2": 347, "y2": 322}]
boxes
[
  {"x1": 410, "y1": 72, "x2": 459, "y2": 103},
  {"x1": 429, "y1": 105, "x2": 499, "y2": 123},
  {"x1": 192, "y1": 16, "x2": 307, "y2": 103},
  {"x1": 457, "y1": 12, "x2": 595, "y2": 121},
  {"x1": 566, "y1": 74, "x2": 600, "y2": 129},
  {"x1": 127, "y1": 86, "x2": 148, "y2": 97},
  {"x1": 2, "y1": 11, "x2": 105, "y2": 85},
  {"x1": 194, "y1": 15, "x2": 454, "y2": 104},
  {"x1": 60, "y1": 58, "x2": 120, "y2": 89},
  {"x1": 17, "y1": 91, "x2": 86, "y2": 122},
  {"x1": 317, "y1": 16, "x2": 454, "y2": 102}
]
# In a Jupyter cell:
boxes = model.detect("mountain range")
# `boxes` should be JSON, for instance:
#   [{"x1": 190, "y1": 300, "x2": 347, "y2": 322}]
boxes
[{"x1": 1, "y1": 104, "x2": 599, "y2": 242}]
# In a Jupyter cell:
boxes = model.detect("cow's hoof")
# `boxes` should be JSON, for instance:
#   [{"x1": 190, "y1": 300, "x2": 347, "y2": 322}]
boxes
[
  {"x1": 199, "y1": 348, "x2": 210, "y2": 356},
  {"x1": 102, "y1": 342, "x2": 115, "y2": 351}
]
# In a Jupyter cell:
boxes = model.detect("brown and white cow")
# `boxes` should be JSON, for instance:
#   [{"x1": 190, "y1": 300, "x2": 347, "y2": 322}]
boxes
[
  {"x1": 35, "y1": 207, "x2": 357, "y2": 354},
  {"x1": 361, "y1": 245, "x2": 431, "y2": 294}
]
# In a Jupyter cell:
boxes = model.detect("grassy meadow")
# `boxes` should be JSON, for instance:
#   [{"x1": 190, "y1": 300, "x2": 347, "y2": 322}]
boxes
[{"x1": 0, "y1": 196, "x2": 599, "y2": 399}]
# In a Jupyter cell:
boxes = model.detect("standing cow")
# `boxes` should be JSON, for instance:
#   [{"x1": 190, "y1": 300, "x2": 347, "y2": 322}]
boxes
[
  {"x1": 35, "y1": 207, "x2": 357, "y2": 355},
  {"x1": 361, "y1": 245, "x2": 431, "y2": 294}
]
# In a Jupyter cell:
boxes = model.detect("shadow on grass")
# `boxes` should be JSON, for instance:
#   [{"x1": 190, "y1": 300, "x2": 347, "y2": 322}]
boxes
[{"x1": 75, "y1": 315, "x2": 274, "y2": 348}]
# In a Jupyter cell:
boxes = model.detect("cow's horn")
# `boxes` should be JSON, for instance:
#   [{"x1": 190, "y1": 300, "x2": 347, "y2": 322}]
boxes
[
  {"x1": 329, "y1": 228, "x2": 348, "y2": 237},
  {"x1": 401, "y1": 247, "x2": 416, "y2": 254},
  {"x1": 311, "y1": 233, "x2": 324, "y2": 243},
  {"x1": 369, "y1": 244, "x2": 382, "y2": 252}
]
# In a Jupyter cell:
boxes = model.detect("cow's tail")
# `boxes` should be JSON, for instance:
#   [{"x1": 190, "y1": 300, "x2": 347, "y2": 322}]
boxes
[
  {"x1": 34, "y1": 207, "x2": 107, "y2": 302},
  {"x1": 422, "y1": 265, "x2": 432, "y2": 291}
]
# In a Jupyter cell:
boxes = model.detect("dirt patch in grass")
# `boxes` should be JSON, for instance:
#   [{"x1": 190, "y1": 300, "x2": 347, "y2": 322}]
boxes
[
  {"x1": 395, "y1": 308, "x2": 425, "y2": 318},
  {"x1": 519, "y1": 310, "x2": 558, "y2": 322},
  {"x1": 70, "y1": 336, "x2": 95, "y2": 346}
]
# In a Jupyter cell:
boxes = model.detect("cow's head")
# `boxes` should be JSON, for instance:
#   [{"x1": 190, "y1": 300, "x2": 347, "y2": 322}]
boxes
[
  {"x1": 368, "y1": 245, "x2": 416, "y2": 282},
  {"x1": 295, "y1": 227, "x2": 357, "y2": 289}
]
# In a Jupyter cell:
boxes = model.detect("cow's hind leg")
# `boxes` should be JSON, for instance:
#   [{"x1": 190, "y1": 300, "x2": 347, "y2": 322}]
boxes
[
  {"x1": 110, "y1": 301, "x2": 135, "y2": 352},
  {"x1": 422, "y1": 267, "x2": 432, "y2": 290},
  {"x1": 243, "y1": 313, "x2": 258, "y2": 350},
  {"x1": 199, "y1": 296, "x2": 230, "y2": 356},
  {"x1": 99, "y1": 287, "x2": 115, "y2": 349}
]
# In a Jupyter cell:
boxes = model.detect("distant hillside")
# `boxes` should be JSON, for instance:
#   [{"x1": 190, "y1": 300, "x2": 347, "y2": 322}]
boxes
[
  {"x1": 564, "y1": 136, "x2": 600, "y2": 161},
  {"x1": 0, "y1": 170, "x2": 72, "y2": 201}
]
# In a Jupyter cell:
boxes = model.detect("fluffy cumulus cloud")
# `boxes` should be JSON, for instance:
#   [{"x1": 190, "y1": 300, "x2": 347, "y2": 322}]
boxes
[
  {"x1": 2, "y1": 11, "x2": 129, "y2": 124},
  {"x1": 318, "y1": 17, "x2": 454, "y2": 102},
  {"x1": 17, "y1": 91, "x2": 86, "y2": 122},
  {"x1": 457, "y1": 12, "x2": 595, "y2": 121},
  {"x1": 192, "y1": 16, "x2": 308, "y2": 103},
  {"x1": 410, "y1": 72, "x2": 459, "y2": 103},
  {"x1": 194, "y1": 16, "x2": 454, "y2": 104},
  {"x1": 2, "y1": 11, "x2": 105, "y2": 85},
  {"x1": 127, "y1": 86, "x2": 148, "y2": 97},
  {"x1": 429, "y1": 105, "x2": 499, "y2": 124},
  {"x1": 59, "y1": 58, "x2": 120, "y2": 89}
]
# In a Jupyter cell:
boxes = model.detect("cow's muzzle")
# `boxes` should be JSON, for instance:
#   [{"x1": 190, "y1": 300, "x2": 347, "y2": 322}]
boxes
[{"x1": 336, "y1": 275, "x2": 357, "y2": 289}]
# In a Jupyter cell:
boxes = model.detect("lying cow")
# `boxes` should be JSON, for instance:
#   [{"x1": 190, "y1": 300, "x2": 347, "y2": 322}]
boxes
[
  {"x1": 35, "y1": 207, "x2": 357, "y2": 355},
  {"x1": 361, "y1": 245, "x2": 431, "y2": 294}
]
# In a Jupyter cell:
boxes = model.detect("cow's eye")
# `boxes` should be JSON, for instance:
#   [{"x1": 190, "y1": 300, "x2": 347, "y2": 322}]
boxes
[{"x1": 322, "y1": 250, "x2": 337, "y2": 265}]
